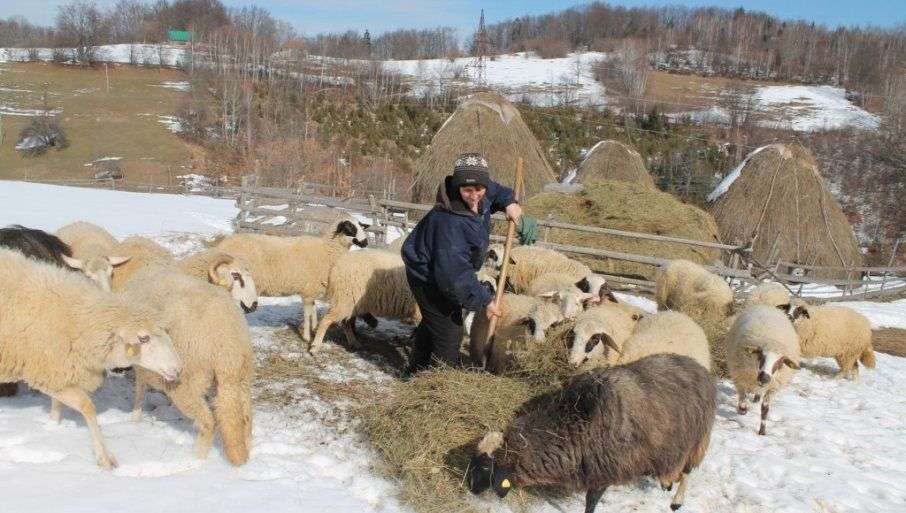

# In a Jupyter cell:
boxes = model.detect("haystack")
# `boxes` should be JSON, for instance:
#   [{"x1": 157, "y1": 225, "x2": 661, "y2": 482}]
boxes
[
  {"x1": 522, "y1": 181, "x2": 722, "y2": 280},
  {"x1": 410, "y1": 92, "x2": 556, "y2": 202},
  {"x1": 709, "y1": 144, "x2": 861, "y2": 277},
  {"x1": 575, "y1": 140, "x2": 655, "y2": 188}
]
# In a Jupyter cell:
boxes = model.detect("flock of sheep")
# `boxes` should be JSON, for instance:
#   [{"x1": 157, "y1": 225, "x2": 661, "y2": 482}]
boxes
[{"x1": 0, "y1": 213, "x2": 879, "y2": 513}]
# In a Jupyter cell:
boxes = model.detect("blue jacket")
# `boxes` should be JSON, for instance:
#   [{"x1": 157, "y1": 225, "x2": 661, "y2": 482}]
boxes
[{"x1": 402, "y1": 176, "x2": 516, "y2": 311}]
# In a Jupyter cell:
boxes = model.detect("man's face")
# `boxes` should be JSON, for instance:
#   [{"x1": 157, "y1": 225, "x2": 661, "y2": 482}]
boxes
[{"x1": 460, "y1": 185, "x2": 487, "y2": 211}]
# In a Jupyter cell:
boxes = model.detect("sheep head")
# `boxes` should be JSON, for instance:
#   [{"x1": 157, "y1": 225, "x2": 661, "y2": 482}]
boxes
[
  {"x1": 568, "y1": 327, "x2": 621, "y2": 369},
  {"x1": 208, "y1": 253, "x2": 258, "y2": 313},
  {"x1": 106, "y1": 327, "x2": 181, "y2": 382},
  {"x1": 62, "y1": 254, "x2": 131, "y2": 291},
  {"x1": 333, "y1": 219, "x2": 369, "y2": 248},
  {"x1": 744, "y1": 346, "x2": 799, "y2": 386},
  {"x1": 468, "y1": 432, "x2": 513, "y2": 497}
]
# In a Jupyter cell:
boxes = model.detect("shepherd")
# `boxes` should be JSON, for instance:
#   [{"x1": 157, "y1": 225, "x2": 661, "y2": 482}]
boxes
[{"x1": 401, "y1": 153, "x2": 524, "y2": 376}]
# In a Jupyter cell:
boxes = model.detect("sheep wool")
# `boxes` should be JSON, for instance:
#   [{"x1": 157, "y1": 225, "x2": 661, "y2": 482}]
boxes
[
  {"x1": 655, "y1": 259, "x2": 733, "y2": 317},
  {"x1": 792, "y1": 305, "x2": 875, "y2": 379}
]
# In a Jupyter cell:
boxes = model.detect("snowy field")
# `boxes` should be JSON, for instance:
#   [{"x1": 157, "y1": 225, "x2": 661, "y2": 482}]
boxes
[{"x1": 1, "y1": 180, "x2": 905, "y2": 513}]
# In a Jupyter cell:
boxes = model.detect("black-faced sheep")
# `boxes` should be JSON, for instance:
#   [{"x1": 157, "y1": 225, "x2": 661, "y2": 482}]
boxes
[
  {"x1": 469, "y1": 293, "x2": 567, "y2": 369},
  {"x1": 727, "y1": 305, "x2": 801, "y2": 435},
  {"x1": 468, "y1": 353, "x2": 716, "y2": 513},
  {"x1": 566, "y1": 301, "x2": 646, "y2": 369},
  {"x1": 0, "y1": 248, "x2": 182, "y2": 469},
  {"x1": 123, "y1": 265, "x2": 253, "y2": 465},
  {"x1": 177, "y1": 249, "x2": 259, "y2": 313},
  {"x1": 309, "y1": 248, "x2": 420, "y2": 354},
  {"x1": 655, "y1": 259, "x2": 733, "y2": 317},
  {"x1": 215, "y1": 215, "x2": 368, "y2": 342},
  {"x1": 789, "y1": 305, "x2": 875, "y2": 379}
]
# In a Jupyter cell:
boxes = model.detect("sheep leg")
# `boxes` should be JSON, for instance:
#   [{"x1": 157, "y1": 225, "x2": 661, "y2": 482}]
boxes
[
  {"x1": 166, "y1": 385, "x2": 216, "y2": 460},
  {"x1": 758, "y1": 389, "x2": 775, "y2": 436},
  {"x1": 299, "y1": 298, "x2": 317, "y2": 342},
  {"x1": 736, "y1": 389, "x2": 748, "y2": 415},
  {"x1": 670, "y1": 472, "x2": 690, "y2": 511},
  {"x1": 50, "y1": 398, "x2": 62, "y2": 423},
  {"x1": 342, "y1": 318, "x2": 361, "y2": 349},
  {"x1": 131, "y1": 374, "x2": 147, "y2": 423},
  {"x1": 310, "y1": 308, "x2": 344, "y2": 354},
  {"x1": 51, "y1": 387, "x2": 117, "y2": 469},
  {"x1": 584, "y1": 487, "x2": 607, "y2": 513}
]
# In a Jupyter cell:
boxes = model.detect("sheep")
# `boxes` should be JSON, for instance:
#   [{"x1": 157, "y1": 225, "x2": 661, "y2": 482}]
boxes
[
  {"x1": 566, "y1": 301, "x2": 647, "y2": 369},
  {"x1": 617, "y1": 311, "x2": 712, "y2": 372},
  {"x1": 177, "y1": 248, "x2": 259, "y2": 313},
  {"x1": 745, "y1": 282, "x2": 791, "y2": 309},
  {"x1": 655, "y1": 259, "x2": 733, "y2": 317},
  {"x1": 469, "y1": 293, "x2": 566, "y2": 369},
  {"x1": 309, "y1": 248, "x2": 420, "y2": 354},
  {"x1": 468, "y1": 353, "x2": 716, "y2": 513},
  {"x1": 0, "y1": 248, "x2": 181, "y2": 469},
  {"x1": 788, "y1": 305, "x2": 875, "y2": 380},
  {"x1": 123, "y1": 265, "x2": 253, "y2": 465},
  {"x1": 54, "y1": 221, "x2": 131, "y2": 291},
  {"x1": 527, "y1": 272, "x2": 599, "y2": 318},
  {"x1": 462, "y1": 267, "x2": 501, "y2": 337},
  {"x1": 215, "y1": 215, "x2": 369, "y2": 342},
  {"x1": 489, "y1": 244, "x2": 609, "y2": 298},
  {"x1": 727, "y1": 305, "x2": 801, "y2": 435},
  {"x1": 109, "y1": 235, "x2": 175, "y2": 290}
]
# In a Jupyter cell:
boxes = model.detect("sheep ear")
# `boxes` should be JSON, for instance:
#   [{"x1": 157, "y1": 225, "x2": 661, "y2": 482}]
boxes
[
  {"x1": 783, "y1": 357, "x2": 800, "y2": 370},
  {"x1": 538, "y1": 291, "x2": 560, "y2": 303},
  {"x1": 581, "y1": 295, "x2": 600, "y2": 309},
  {"x1": 335, "y1": 220, "x2": 358, "y2": 237},
  {"x1": 508, "y1": 256, "x2": 517, "y2": 265},
  {"x1": 107, "y1": 255, "x2": 132, "y2": 267},
  {"x1": 792, "y1": 306, "x2": 810, "y2": 319},
  {"x1": 632, "y1": 313, "x2": 643, "y2": 321},
  {"x1": 519, "y1": 317, "x2": 536, "y2": 336},
  {"x1": 600, "y1": 333, "x2": 621, "y2": 355},
  {"x1": 477, "y1": 431, "x2": 504, "y2": 456},
  {"x1": 776, "y1": 303, "x2": 791, "y2": 312},
  {"x1": 61, "y1": 254, "x2": 84, "y2": 270},
  {"x1": 601, "y1": 289, "x2": 618, "y2": 303},
  {"x1": 575, "y1": 277, "x2": 590, "y2": 293}
]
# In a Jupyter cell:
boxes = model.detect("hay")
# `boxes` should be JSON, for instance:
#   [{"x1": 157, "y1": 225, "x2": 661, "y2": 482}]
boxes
[
  {"x1": 575, "y1": 140, "x2": 656, "y2": 188},
  {"x1": 523, "y1": 181, "x2": 722, "y2": 280},
  {"x1": 410, "y1": 92, "x2": 557, "y2": 203},
  {"x1": 709, "y1": 144, "x2": 861, "y2": 278},
  {"x1": 360, "y1": 368, "x2": 547, "y2": 513}
]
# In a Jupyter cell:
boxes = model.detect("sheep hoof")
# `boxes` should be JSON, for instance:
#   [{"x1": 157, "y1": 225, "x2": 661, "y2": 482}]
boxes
[
  {"x1": 131, "y1": 410, "x2": 142, "y2": 423},
  {"x1": 662, "y1": 483, "x2": 673, "y2": 491},
  {"x1": 670, "y1": 503, "x2": 682, "y2": 511},
  {"x1": 97, "y1": 453, "x2": 118, "y2": 470},
  {"x1": 737, "y1": 406, "x2": 748, "y2": 415},
  {"x1": 758, "y1": 426, "x2": 766, "y2": 436}
]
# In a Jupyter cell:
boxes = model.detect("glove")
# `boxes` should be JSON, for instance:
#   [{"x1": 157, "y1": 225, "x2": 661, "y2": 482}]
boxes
[{"x1": 517, "y1": 215, "x2": 539, "y2": 246}]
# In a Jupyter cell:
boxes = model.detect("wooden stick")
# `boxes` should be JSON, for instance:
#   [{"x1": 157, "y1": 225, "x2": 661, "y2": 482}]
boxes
[{"x1": 484, "y1": 158, "x2": 524, "y2": 365}]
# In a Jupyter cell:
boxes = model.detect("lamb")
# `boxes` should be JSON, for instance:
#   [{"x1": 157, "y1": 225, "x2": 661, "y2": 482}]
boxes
[
  {"x1": 745, "y1": 282, "x2": 791, "y2": 309},
  {"x1": 469, "y1": 293, "x2": 566, "y2": 369},
  {"x1": 788, "y1": 305, "x2": 875, "y2": 379},
  {"x1": 0, "y1": 248, "x2": 181, "y2": 469},
  {"x1": 617, "y1": 311, "x2": 712, "y2": 372},
  {"x1": 54, "y1": 221, "x2": 131, "y2": 291},
  {"x1": 177, "y1": 248, "x2": 259, "y2": 313},
  {"x1": 655, "y1": 259, "x2": 733, "y2": 317},
  {"x1": 309, "y1": 248, "x2": 420, "y2": 354},
  {"x1": 123, "y1": 266, "x2": 253, "y2": 465},
  {"x1": 489, "y1": 244, "x2": 609, "y2": 298},
  {"x1": 109, "y1": 235, "x2": 175, "y2": 290},
  {"x1": 468, "y1": 353, "x2": 716, "y2": 513},
  {"x1": 566, "y1": 301, "x2": 647, "y2": 369},
  {"x1": 215, "y1": 215, "x2": 369, "y2": 341},
  {"x1": 727, "y1": 305, "x2": 801, "y2": 435}
]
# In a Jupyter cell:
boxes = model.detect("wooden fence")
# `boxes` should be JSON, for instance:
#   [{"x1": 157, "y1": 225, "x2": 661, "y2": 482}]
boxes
[{"x1": 232, "y1": 179, "x2": 905, "y2": 302}]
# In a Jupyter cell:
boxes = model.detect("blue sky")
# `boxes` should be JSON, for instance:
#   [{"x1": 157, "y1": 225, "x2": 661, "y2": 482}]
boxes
[{"x1": 3, "y1": 0, "x2": 904, "y2": 37}]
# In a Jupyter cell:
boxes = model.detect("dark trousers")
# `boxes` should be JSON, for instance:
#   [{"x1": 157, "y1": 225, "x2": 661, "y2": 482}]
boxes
[{"x1": 406, "y1": 274, "x2": 464, "y2": 372}]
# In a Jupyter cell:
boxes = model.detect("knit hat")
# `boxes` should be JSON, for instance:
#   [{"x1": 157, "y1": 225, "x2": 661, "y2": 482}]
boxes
[{"x1": 451, "y1": 153, "x2": 490, "y2": 189}]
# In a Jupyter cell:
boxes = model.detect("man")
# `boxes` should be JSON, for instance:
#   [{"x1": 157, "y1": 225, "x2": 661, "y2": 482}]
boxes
[{"x1": 401, "y1": 153, "x2": 522, "y2": 374}]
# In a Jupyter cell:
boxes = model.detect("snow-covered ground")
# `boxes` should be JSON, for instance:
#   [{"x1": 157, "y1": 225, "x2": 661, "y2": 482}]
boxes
[
  {"x1": 0, "y1": 44, "x2": 186, "y2": 67},
  {"x1": 1, "y1": 180, "x2": 905, "y2": 513}
]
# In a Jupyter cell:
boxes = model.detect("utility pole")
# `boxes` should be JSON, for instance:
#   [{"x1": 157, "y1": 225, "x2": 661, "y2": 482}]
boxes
[{"x1": 472, "y1": 9, "x2": 491, "y2": 87}]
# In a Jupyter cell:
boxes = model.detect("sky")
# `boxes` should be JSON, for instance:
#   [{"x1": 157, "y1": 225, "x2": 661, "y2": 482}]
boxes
[{"x1": 2, "y1": 0, "x2": 904, "y2": 38}]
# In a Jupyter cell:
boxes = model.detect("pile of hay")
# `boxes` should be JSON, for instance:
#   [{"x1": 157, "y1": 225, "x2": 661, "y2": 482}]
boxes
[
  {"x1": 409, "y1": 92, "x2": 557, "y2": 203},
  {"x1": 523, "y1": 181, "x2": 722, "y2": 280},
  {"x1": 709, "y1": 144, "x2": 861, "y2": 278},
  {"x1": 360, "y1": 368, "x2": 549, "y2": 513},
  {"x1": 575, "y1": 140, "x2": 656, "y2": 188}
]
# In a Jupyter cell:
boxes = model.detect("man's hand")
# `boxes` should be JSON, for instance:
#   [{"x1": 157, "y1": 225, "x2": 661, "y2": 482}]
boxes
[
  {"x1": 505, "y1": 202, "x2": 522, "y2": 223},
  {"x1": 486, "y1": 301, "x2": 503, "y2": 320}
]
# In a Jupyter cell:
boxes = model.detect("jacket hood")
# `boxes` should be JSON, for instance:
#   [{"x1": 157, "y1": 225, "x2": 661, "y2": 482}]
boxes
[{"x1": 435, "y1": 176, "x2": 478, "y2": 218}]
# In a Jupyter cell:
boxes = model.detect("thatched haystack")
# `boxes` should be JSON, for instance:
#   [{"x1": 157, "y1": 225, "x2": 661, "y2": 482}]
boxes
[
  {"x1": 409, "y1": 92, "x2": 556, "y2": 203},
  {"x1": 522, "y1": 181, "x2": 722, "y2": 280},
  {"x1": 709, "y1": 144, "x2": 861, "y2": 277},
  {"x1": 574, "y1": 140, "x2": 655, "y2": 188}
]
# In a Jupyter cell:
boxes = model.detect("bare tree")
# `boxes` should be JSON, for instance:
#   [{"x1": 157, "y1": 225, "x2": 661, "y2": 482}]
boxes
[{"x1": 56, "y1": 1, "x2": 102, "y2": 64}]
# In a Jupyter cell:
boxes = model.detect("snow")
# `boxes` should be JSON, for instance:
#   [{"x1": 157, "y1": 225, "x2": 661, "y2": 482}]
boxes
[
  {"x1": 707, "y1": 145, "x2": 769, "y2": 202},
  {"x1": 0, "y1": 105, "x2": 62, "y2": 117},
  {"x1": 13, "y1": 136, "x2": 44, "y2": 151},
  {"x1": 1, "y1": 180, "x2": 905, "y2": 513},
  {"x1": 158, "y1": 115, "x2": 185, "y2": 133},
  {"x1": 0, "y1": 44, "x2": 186, "y2": 67},
  {"x1": 83, "y1": 156, "x2": 123, "y2": 167},
  {"x1": 755, "y1": 85, "x2": 880, "y2": 132},
  {"x1": 156, "y1": 81, "x2": 191, "y2": 92}
]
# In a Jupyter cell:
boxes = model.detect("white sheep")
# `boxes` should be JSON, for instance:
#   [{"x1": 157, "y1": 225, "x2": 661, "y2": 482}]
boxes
[
  {"x1": 745, "y1": 282, "x2": 791, "y2": 309},
  {"x1": 567, "y1": 301, "x2": 647, "y2": 368},
  {"x1": 655, "y1": 259, "x2": 734, "y2": 317},
  {"x1": 727, "y1": 305, "x2": 801, "y2": 435},
  {"x1": 527, "y1": 272, "x2": 598, "y2": 318},
  {"x1": 309, "y1": 248, "x2": 421, "y2": 354},
  {"x1": 215, "y1": 215, "x2": 368, "y2": 341},
  {"x1": 789, "y1": 305, "x2": 875, "y2": 379},
  {"x1": 617, "y1": 311, "x2": 712, "y2": 371},
  {"x1": 123, "y1": 265, "x2": 253, "y2": 465},
  {"x1": 469, "y1": 293, "x2": 566, "y2": 370},
  {"x1": 109, "y1": 235, "x2": 176, "y2": 290},
  {"x1": 0, "y1": 248, "x2": 181, "y2": 469},
  {"x1": 489, "y1": 244, "x2": 609, "y2": 298},
  {"x1": 55, "y1": 221, "x2": 131, "y2": 290},
  {"x1": 177, "y1": 248, "x2": 259, "y2": 312}
]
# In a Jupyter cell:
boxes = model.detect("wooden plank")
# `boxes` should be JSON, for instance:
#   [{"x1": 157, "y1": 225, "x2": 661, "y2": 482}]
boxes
[{"x1": 776, "y1": 260, "x2": 906, "y2": 274}]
